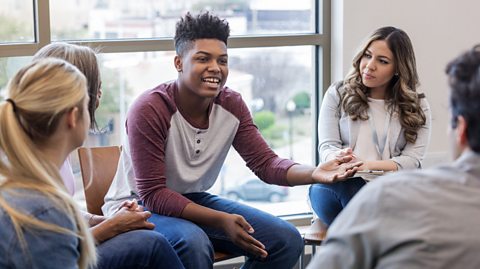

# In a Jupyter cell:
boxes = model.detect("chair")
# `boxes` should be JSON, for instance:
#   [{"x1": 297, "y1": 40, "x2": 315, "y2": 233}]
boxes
[
  {"x1": 77, "y1": 146, "x2": 237, "y2": 263},
  {"x1": 297, "y1": 218, "x2": 328, "y2": 269},
  {"x1": 78, "y1": 146, "x2": 121, "y2": 216}
]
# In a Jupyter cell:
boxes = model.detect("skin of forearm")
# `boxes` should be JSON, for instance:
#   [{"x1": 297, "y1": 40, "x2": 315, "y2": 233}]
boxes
[
  {"x1": 285, "y1": 164, "x2": 315, "y2": 186},
  {"x1": 181, "y1": 202, "x2": 230, "y2": 229},
  {"x1": 82, "y1": 212, "x2": 117, "y2": 244},
  {"x1": 90, "y1": 219, "x2": 118, "y2": 244},
  {"x1": 364, "y1": 160, "x2": 398, "y2": 171}
]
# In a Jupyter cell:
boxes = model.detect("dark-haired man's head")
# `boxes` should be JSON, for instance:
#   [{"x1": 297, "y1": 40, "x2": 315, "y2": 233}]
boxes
[
  {"x1": 174, "y1": 12, "x2": 230, "y2": 57},
  {"x1": 446, "y1": 45, "x2": 480, "y2": 158},
  {"x1": 173, "y1": 12, "x2": 230, "y2": 99}
]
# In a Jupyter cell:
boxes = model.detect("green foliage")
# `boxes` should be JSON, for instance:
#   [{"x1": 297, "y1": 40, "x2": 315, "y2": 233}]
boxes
[
  {"x1": 253, "y1": 110, "x2": 275, "y2": 131},
  {"x1": 293, "y1": 91, "x2": 310, "y2": 109},
  {"x1": 262, "y1": 124, "x2": 287, "y2": 141}
]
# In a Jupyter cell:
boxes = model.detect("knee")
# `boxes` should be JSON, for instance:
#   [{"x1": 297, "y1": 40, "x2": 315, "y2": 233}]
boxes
[
  {"x1": 176, "y1": 225, "x2": 212, "y2": 251},
  {"x1": 269, "y1": 221, "x2": 303, "y2": 256},
  {"x1": 172, "y1": 225, "x2": 214, "y2": 268},
  {"x1": 127, "y1": 230, "x2": 172, "y2": 254}
]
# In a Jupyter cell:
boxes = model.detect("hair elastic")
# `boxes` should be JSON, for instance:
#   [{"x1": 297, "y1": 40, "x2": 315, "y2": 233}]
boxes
[{"x1": 5, "y1": 98, "x2": 17, "y2": 113}]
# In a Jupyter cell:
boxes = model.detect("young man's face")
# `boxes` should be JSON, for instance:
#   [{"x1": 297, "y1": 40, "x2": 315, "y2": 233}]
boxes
[{"x1": 176, "y1": 38, "x2": 229, "y2": 98}]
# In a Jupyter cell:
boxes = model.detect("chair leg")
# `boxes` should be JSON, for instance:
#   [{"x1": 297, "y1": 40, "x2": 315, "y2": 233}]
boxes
[{"x1": 300, "y1": 243, "x2": 308, "y2": 269}]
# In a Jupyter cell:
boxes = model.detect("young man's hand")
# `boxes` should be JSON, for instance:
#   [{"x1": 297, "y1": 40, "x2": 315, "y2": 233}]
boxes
[
  {"x1": 221, "y1": 214, "x2": 268, "y2": 259},
  {"x1": 312, "y1": 156, "x2": 362, "y2": 184}
]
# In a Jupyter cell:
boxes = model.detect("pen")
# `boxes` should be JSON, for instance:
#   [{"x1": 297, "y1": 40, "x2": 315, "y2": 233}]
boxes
[{"x1": 358, "y1": 170, "x2": 384, "y2": 175}]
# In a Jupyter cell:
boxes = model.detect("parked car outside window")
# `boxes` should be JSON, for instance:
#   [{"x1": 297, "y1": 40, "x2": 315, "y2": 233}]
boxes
[{"x1": 225, "y1": 178, "x2": 289, "y2": 203}]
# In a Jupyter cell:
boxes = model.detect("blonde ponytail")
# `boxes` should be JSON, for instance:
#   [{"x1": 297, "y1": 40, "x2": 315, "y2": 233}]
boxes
[{"x1": 0, "y1": 58, "x2": 96, "y2": 269}]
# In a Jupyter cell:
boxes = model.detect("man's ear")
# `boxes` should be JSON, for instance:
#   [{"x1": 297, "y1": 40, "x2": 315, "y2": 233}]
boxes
[
  {"x1": 66, "y1": 107, "x2": 80, "y2": 129},
  {"x1": 456, "y1": 115, "x2": 468, "y2": 147},
  {"x1": 174, "y1": 55, "x2": 183, "y2": 72}
]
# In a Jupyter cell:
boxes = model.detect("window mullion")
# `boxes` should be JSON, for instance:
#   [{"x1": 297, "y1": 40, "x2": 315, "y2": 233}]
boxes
[{"x1": 36, "y1": 0, "x2": 51, "y2": 48}]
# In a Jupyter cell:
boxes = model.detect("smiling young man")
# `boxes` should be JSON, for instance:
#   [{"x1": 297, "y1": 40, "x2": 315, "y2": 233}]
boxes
[
  {"x1": 307, "y1": 44, "x2": 480, "y2": 269},
  {"x1": 125, "y1": 12, "x2": 361, "y2": 268}
]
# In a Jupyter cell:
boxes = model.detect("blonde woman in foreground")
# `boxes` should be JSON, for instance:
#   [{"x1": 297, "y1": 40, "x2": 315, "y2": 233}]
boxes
[{"x1": 0, "y1": 58, "x2": 95, "y2": 268}]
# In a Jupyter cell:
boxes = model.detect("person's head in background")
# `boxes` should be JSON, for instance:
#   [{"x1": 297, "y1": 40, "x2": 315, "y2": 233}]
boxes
[
  {"x1": 173, "y1": 11, "x2": 230, "y2": 99},
  {"x1": 446, "y1": 44, "x2": 480, "y2": 159},
  {"x1": 0, "y1": 58, "x2": 95, "y2": 268},
  {"x1": 343, "y1": 26, "x2": 426, "y2": 144},
  {"x1": 33, "y1": 42, "x2": 102, "y2": 129}
]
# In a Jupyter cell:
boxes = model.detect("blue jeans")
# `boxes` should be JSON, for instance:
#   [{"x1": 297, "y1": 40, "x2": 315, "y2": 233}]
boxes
[
  {"x1": 309, "y1": 177, "x2": 366, "y2": 225},
  {"x1": 147, "y1": 192, "x2": 303, "y2": 269},
  {"x1": 97, "y1": 229, "x2": 184, "y2": 269}
]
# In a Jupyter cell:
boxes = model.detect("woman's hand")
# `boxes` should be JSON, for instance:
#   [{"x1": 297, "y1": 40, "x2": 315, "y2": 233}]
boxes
[
  {"x1": 116, "y1": 198, "x2": 142, "y2": 212},
  {"x1": 221, "y1": 214, "x2": 268, "y2": 259},
  {"x1": 312, "y1": 156, "x2": 363, "y2": 184},
  {"x1": 90, "y1": 203, "x2": 155, "y2": 243},
  {"x1": 334, "y1": 147, "x2": 361, "y2": 162},
  {"x1": 108, "y1": 207, "x2": 155, "y2": 234}
]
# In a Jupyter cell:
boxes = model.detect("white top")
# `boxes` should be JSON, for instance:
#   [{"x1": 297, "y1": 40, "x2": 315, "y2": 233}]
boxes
[
  {"x1": 317, "y1": 83, "x2": 432, "y2": 169},
  {"x1": 354, "y1": 98, "x2": 391, "y2": 161}
]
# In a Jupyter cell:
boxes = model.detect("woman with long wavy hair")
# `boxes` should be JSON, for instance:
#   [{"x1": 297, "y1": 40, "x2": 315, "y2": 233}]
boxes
[
  {"x1": 309, "y1": 26, "x2": 431, "y2": 226},
  {"x1": 0, "y1": 58, "x2": 96, "y2": 268}
]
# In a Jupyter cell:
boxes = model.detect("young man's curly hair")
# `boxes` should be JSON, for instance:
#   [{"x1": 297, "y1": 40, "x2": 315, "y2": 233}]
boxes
[{"x1": 174, "y1": 11, "x2": 230, "y2": 56}]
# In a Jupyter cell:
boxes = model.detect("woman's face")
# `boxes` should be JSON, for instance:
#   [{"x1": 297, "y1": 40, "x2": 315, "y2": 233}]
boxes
[
  {"x1": 359, "y1": 40, "x2": 396, "y2": 94},
  {"x1": 75, "y1": 94, "x2": 91, "y2": 148}
]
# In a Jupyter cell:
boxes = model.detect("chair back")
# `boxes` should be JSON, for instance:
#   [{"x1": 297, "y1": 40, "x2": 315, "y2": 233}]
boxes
[{"x1": 77, "y1": 146, "x2": 121, "y2": 215}]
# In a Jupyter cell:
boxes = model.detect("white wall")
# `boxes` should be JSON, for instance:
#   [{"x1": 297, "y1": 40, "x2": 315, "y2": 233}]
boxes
[{"x1": 332, "y1": 0, "x2": 480, "y2": 166}]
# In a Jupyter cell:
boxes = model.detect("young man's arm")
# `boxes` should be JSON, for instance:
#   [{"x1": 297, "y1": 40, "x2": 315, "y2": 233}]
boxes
[
  {"x1": 126, "y1": 88, "x2": 192, "y2": 217},
  {"x1": 285, "y1": 158, "x2": 361, "y2": 186},
  {"x1": 127, "y1": 88, "x2": 268, "y2": 258},
  {"x1": 181, "y1": 203, "x2": 268, "y2": 258},
  {"x1": 229, "y1": 93, "x2": 360, "y2": 186}
]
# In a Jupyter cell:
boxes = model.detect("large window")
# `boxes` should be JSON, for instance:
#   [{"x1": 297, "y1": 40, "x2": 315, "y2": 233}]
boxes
[{"x1": 0, "y1": 0, "x2": 331, "y2": 218}]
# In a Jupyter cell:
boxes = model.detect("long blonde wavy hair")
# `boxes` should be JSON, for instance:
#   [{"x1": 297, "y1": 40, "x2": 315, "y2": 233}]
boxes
[
  {"x1": 0, "y1": 58, "x2": 96, "y2": 269},
  {"x1": 341, "y1": 26, "x2": 426, "y2": 143}
]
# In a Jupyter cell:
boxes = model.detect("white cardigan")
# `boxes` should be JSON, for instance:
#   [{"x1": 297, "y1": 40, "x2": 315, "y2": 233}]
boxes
[{"x1": 317, "y1": 83, "x2": 432, "y2": 170}]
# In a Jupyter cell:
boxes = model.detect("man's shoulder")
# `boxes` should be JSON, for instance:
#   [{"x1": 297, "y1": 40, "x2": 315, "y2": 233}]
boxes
[
  {"x1": 137, "y1": 81, "x2": 175, "y2": 104},
  {"x1": 129, "y1": 81, "x2": 177, "y2": 117},
  {"x1": 376, "y1": 165, "x2": 460, "y2": 185},
  {"x1": 361, "y1": 163, "x2": 478, "y2": 204},
  {"x1": 214, "y1": 87, "x2": 248, "y2": 117},
  {"x1": 216, "y1": 87, "x2": 243, "y2": 104}
]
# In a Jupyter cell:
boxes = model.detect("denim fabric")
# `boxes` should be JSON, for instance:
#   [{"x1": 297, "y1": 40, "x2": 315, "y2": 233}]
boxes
[
  {"x1": 0, "y1": 189, "x2": 80, "y2": 269},
  {"x1": 97, "y1": 229, "x2": 184, "y2": 269},
  {"x1": 309, "y1": 177, "x2": 366, "y2": 225},
  {"x1": 147, "y1": 192, "x2": 303, "y2": 269}
]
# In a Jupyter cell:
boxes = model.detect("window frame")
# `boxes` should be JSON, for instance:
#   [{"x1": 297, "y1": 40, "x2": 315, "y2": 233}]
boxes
[{"x1": 0, "y1": 0, "x2": 331, "y2": 222}]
